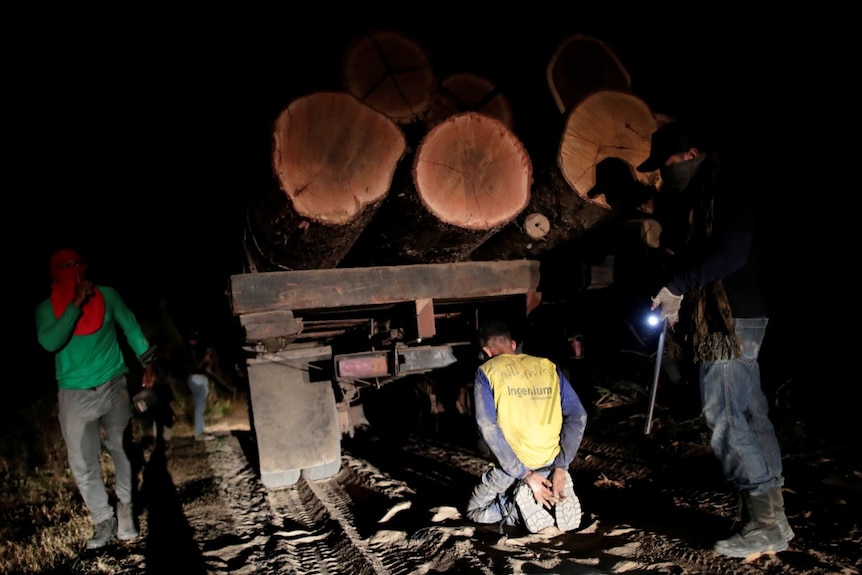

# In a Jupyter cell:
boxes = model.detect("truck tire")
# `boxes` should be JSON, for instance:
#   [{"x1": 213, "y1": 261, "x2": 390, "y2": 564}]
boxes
[{"x1": 246, "y1": 346, "x2": 341, "y2": 488}]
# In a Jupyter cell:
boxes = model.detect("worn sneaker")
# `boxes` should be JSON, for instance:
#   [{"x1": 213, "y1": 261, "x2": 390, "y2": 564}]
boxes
[
  {"x1": 554, "y1": 471, "x2": 582, "y2": 532},
  {"x1": 514, "y1": 481, "x2": 555, "y2": 533},
  {"x1": 86, "y1": 516, "x2": 117, "y2": 550},
  {"x1": 195, "y1": 433, "x2": 215, "y2": 442},
  {"x1": 116, "y1": 501, "x2": 139, "y2": 541}
]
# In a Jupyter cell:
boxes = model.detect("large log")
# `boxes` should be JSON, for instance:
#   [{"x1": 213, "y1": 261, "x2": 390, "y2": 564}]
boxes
[
  {"x1": 546, "y1": 34, "x2": 631, "y2": 114},
  {"x1": 341, "y1": 29, "x2": 436, "y2": 125},
  {"x1": 467, "y1": 164, "x2": 615, "y2": 262},
  {"x1": 424, "y1": 72, "x2": 514, "y2": 130},
  {"x1": 343, "y1": 112, "x2": 531, "y2": 266},
  {"x1": 469, "y1": 89, "x2": 658, "y2": 261},
  {"x1": 558, "y1": 89, "x2": 659, "y2": 210},
  {"x1": 246, "y1": 91, "x2": 407, "y2": 271}
]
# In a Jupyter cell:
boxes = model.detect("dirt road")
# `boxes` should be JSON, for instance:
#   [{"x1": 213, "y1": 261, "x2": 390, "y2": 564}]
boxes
[{"x1": 85, "y1": 396, "x2": 860, "y2": 575}]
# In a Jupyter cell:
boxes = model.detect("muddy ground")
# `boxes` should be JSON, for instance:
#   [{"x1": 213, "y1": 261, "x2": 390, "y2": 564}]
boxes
[{"x1": 80, "y1": 387, "x2": 861, "y2": 575}]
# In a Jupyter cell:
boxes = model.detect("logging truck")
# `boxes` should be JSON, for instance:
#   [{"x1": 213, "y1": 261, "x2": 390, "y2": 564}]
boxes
[{"x1": 224, "y1": 30, "x2": 662, "y2": 488}]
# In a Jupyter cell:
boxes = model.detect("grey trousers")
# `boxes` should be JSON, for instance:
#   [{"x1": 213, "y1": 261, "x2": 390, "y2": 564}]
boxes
[
  {"x1": 58, "y1": 375, "x2": 133, "y2": 524},
  {"x1": 467, "y1": 465, "x2": 553, "y2": 526}
]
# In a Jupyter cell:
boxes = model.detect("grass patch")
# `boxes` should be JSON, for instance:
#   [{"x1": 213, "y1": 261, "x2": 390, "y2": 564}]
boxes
[{"x1": 0, "y1": 396, "x2": 104, "y2": 574}]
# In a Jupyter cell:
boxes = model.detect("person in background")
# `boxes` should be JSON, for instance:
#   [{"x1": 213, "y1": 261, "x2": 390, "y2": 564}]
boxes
[
  {"x1": 35, "y1": 248, "x2": 149, "y2": 549},
  {"x1": 466, "y1": 319, "x2": 588, "y2": 534},
  {"x1": 140, "y1": 336, "x2": 175, "y2": 443},
  {"x1": 638, "y1": 120, "x2": 793, "y2": 558},
  {"x1": 185, "y1": 330, "x2": 214, "y2": 441}
]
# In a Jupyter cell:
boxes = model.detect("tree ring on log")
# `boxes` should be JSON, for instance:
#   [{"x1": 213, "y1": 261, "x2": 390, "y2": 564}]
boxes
[
  {"x1": 424, "y1": 72, "x2": 514, "y2": 130},
  {"x1": 546, "y1": 34, "x2": 631, "y2": 114},
  {"x1": 524, "y1": 213, "x2": 550, "y2": 240},
  {"x1": 341, "y1": 30, "x2": 435, "y2": 125},
  {"x1": 413, "y1": 112, "x2": 531, "y2": 230},
  {"x1": 557, "y1": 89, "x2": 658, "y2": 210},
  {"x1": 272, "y1": 91, "x2": 406, "y2": 225}
]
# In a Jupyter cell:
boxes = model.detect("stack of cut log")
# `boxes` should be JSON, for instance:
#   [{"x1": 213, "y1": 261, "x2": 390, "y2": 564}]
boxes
[{"x1": 245, "y1": 29, "x2": 664, "y2": 272}]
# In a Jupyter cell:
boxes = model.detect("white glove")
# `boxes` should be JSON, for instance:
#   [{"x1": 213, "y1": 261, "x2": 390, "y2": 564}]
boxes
[{"x1": 651, "y1": 287, "x2": 683, "y2": 326}]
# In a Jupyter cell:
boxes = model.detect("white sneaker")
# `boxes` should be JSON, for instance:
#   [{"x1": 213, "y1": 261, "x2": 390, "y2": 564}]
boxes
[
  {"x1": 514, "y1": 481, "x2": 555, "y2": 533},
  {"x1": 554, "y1": 471, "x2": 582, "y2": 532}
]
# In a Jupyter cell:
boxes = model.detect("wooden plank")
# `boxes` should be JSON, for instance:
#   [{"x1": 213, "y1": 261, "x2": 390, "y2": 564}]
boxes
[
  {"x1": 229, "y1": 260, "x2": 540, "y2": 316},
  {"x1": 239, "y1": 311, "x2": 303, "y2": 341}
]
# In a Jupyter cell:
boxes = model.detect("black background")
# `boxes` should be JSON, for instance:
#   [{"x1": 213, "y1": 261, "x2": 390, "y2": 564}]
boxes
[{"x1": 12, "y1": 8, "x2": 842, "y2": 421}]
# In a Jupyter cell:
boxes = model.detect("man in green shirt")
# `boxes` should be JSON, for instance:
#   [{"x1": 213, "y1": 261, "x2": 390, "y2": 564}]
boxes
[{"x1": 35, "y1": 248, "x2": 151, "y2": 550}]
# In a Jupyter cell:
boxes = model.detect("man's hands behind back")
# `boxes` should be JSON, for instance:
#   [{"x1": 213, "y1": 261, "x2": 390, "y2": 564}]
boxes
[{"x1": 525, "y1": 470, "x2": 561, "y2": 509}]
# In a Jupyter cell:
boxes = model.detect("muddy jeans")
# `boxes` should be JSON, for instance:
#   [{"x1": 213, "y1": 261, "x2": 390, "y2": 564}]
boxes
[
  {"x1": 58, "y1": 375, "x2": 133, "y2": 524},
  {"x1": 700, "y1": 317, "x2": 784, "y2": 496},
  {"x1": 187, "y1": 374, "x2": 210, "y2": 436},
  {"x1": 467, "y1": 465, "x2": 553, "y2": 525}
]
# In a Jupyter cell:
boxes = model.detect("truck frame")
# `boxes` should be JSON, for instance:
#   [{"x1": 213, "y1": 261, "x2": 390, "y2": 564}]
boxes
[{"x1": 228, "y1": 260, "x2": 541, "y2": 488}]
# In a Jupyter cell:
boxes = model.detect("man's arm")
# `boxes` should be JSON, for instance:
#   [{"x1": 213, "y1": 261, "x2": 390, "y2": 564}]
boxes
[
  {"x1": 553, "y1": 368, "x2": 587, "y2": 470},
  {"x1": 101, "y1": 286, "x2": 150, "y2": 360},
  {"x1": 474, "y1": 369, "x2": 529, "y2": 479},
  {"x1": 666, "y1": 228, "x2": 752, "y2": 295},
  {"x1": 35, "y1": 299, "x2": 81, "y2": 352}
]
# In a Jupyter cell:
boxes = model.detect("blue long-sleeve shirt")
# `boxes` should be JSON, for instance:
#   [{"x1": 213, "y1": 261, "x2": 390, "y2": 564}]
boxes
[
  {"x1": 474, "y1": 353, "x2": 587, "y2": 479},
  {"x1": 666, "y1": 228, "x2": 750, "y2": 296}
]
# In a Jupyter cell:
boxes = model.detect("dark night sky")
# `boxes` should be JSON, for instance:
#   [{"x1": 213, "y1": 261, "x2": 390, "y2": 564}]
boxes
[{"x1": 13, "y1": 9, "x2": 841, "y2": 407}]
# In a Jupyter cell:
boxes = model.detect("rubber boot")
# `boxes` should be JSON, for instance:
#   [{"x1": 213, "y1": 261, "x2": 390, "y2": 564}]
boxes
[
  {"x1": 713, "y1": 491, "x2": 788, "y2": 558},
  {"x1": 768, "y1": 486, "x2": 795, "y2": 543}
]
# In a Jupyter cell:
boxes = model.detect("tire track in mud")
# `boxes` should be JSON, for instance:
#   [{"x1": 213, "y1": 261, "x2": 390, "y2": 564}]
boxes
[
  {"x1": 198, "y1": 434, "x2": 490, "y2": 574},
  {"x1": 204, "y1": 435, "x2": 394, "y2": 575},
  {"x1": 195, "y1": 437, "x2": 280, "y2": 573},
  {"x1": 339, "y1": 433, "x2": 861, "y2": 575},
  {"x1": 188, "y1": 432, "x2": 858, "y2": 575}
]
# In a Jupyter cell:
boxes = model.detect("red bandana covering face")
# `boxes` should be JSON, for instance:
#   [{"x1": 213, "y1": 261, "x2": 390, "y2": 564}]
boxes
[{"x1": 49, "y1": 249, "x2": 105, "y2": 335}]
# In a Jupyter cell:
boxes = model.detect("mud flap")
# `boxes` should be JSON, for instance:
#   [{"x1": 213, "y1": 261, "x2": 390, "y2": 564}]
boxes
[{"x1": 246, "y1": 345, "x2": 340, "y2": 488}]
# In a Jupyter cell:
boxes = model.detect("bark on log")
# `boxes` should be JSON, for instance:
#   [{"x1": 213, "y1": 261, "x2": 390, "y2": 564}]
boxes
[
  {"x1": 341, "y1": 29, "x2": 436, "y2": 125},
  {"x1": 467, "y1": 164, "x2": 616, "y2": 262},
  {"x1": 343, "y1": 112, "x2": 531, "y2": 266},
  {"x1": 424, "y1": 72, "x2": 514, "y2": 131},
  {"x1": 246, "y1": 91, "x2": 406, "y2": 271},
  {"x1": 546, "y1": 34, "x2": 631, "y2": 114}
]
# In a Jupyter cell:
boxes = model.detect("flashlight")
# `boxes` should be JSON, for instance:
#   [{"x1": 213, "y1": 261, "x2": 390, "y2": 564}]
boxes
[{"x1": 644, "y1": 315, "x2": 667, "y2": 435}]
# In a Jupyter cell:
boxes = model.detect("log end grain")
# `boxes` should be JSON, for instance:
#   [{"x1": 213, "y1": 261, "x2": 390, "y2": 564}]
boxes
[
  {"x1": 272, "y1": 91, "x2": 407, "y2": 225},
  {"x1": 413, "y1": 112, "x2": 531, "y2": 230}
]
